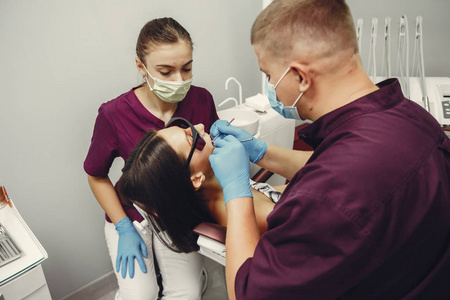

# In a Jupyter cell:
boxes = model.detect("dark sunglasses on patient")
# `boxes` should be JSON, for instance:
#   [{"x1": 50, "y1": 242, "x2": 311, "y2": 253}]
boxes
[
  {"x1": 164, "y1": 117, "x2": 206, "y2": 167},
  {"x1": 165, "y1": 117, "x2": 254, "y2": 155}
]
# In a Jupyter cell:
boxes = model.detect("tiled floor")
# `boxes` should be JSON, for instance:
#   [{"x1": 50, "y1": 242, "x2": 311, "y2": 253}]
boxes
[{"x1": 95, "y1": 258, "x2": 228, "y2": 300}]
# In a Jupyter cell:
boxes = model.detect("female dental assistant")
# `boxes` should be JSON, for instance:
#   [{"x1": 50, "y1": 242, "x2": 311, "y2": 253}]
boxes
[{"x1": 84, "y1": 17, "x2": 218, "y2": 300}]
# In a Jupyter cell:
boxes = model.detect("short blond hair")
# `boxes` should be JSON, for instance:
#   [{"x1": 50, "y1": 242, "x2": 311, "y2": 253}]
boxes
[{"x1": 251, "y1": 0, "x2": 357, "y2": 59}]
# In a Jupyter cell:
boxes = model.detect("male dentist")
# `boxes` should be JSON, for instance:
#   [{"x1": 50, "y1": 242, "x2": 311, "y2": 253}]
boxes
[{"x1": 210, "y1": 0, "x2": 450, "y2": 299}]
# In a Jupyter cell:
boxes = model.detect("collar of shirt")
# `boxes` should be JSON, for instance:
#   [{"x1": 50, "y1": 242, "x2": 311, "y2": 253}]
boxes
[{"x1": 297, "y1": 78, "x2": 404, "y2": 149}]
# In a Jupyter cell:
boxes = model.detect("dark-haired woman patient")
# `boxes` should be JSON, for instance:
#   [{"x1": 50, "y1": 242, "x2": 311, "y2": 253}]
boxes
[{"x1": 118, "y1": 120, "x2": 283, "y2": 253}]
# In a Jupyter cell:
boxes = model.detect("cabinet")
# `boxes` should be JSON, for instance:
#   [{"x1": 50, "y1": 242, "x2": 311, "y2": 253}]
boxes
[
  {"x1": 0, "y1": 264, "x2": 51, "y2": 299},
  {"x1": 0, "y1": 186, "x2": 51, "y2": 299}
]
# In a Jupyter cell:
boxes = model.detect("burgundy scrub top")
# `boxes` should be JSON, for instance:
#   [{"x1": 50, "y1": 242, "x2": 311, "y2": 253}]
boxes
[{"x1": 235, "y1": 79, "x2": 450, "y2": 299}]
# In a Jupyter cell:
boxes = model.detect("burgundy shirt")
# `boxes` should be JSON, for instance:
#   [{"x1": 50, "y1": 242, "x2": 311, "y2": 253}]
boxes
[
  {"x1": 84, "y1": 85, "x2": 218, "y2": 222},
  {"x1": 235, "y1": 79, "x2": 450, "y2": 299}
]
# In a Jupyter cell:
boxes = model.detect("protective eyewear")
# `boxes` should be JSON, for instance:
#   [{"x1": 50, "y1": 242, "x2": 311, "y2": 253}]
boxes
[{"x1": 165, "y1": 117, "x2": 205, "y2": 167}]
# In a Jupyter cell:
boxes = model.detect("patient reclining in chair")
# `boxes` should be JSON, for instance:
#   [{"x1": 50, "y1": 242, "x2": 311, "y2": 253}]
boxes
[{"x1": 118, "y1": 120, "x2": 285, "y2": 253}]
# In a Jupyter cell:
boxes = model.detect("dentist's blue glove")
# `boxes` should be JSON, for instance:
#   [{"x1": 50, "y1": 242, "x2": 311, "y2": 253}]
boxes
[
  {"x1": 115, "y1": 217, "x2": 147, "y2": 279},
  {"x1": 209, "y1": 135, "x2": 253, "y2": 205},
  {"x1": 210, "y1": 120, "x2": 268, "y2": 163}
]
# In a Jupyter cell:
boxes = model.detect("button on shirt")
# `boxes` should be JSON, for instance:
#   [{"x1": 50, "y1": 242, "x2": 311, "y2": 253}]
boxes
[{"x1": 235, "y1": 79, "x2": 450, "y2": 299}]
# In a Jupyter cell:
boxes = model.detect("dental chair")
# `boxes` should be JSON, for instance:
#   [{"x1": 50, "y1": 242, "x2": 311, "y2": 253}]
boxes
[{"x1": 193, "y1": 168, "x2": 274, "y2": 266}]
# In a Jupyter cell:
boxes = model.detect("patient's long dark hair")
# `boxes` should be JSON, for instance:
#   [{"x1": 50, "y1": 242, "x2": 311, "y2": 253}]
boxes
[{"x1": 118, "y1": 129, "x2": 215, "y2": 253}]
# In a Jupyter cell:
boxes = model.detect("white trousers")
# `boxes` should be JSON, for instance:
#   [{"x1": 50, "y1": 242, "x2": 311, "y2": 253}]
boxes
[{"x1": 104, "y1": 220, "x2": 204, "y2": 300}]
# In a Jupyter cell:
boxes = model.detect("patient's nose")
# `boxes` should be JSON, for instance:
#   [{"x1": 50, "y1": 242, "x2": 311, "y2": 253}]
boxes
[{"x1": 194, "y1": 124, "x2": 205, "y2": 134}]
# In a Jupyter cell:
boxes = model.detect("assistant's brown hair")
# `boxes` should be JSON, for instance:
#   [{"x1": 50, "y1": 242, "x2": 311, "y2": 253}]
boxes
[
  {"x1": 251, "y1": 0, "x2": 357, "y2": 58},
  {"x1": 118, "y1": 129, "x2": 214, "y2": 253},
  {"x1": 136, "y1": 17, "x2": 193, "y2": 66}
]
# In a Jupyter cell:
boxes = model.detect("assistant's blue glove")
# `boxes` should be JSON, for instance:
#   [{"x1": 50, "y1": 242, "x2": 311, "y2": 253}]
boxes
[
  {"x1": 210, "y1": 120, "x2": 268, "y2": 163},
  {"x1": 209, "y1": 135, "x2": 253, "y2": 205},
  {"x1": 115, "y1": 217, "x2": 147, "y2": 279}
]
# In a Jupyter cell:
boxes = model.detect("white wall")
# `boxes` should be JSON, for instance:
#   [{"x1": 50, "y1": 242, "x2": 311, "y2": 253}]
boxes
[
  {"x1": 0, "y1": 1, "x2": 261, "y2": 299},
  {"x1": 0, "y1": 1, "x2": 449, "y2": 299}
]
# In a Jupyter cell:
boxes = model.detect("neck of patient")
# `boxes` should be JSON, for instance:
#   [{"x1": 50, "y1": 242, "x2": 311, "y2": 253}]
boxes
[
  {"x1": 198, "y1": 175, "x2": 228, "y2": 226},
  {"x1": 199, "y1": 175, "x2": 223, "y2": 202}
]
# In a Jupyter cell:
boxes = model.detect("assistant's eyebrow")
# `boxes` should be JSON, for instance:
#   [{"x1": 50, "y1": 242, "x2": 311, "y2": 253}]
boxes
[
  {"x1": 183, "y1": 60, "x2": 193, "y2": 67},
  {"x1": 156, "y1": 60, "x2": 193, "y2": 69},
  {"x1": 156, "y1": 64, "x2": 174, "y2": 68}
]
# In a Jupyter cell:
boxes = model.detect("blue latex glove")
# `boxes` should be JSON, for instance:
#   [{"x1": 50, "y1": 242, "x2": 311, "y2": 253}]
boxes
[
  {"x1": 210, "y1": 120, "x2": 268, "y2": 163},
  {"x1": 209, "y1": 135, "x2": 253, "y2": 205},
  {"x1": 115, "y1": 217, "x2": 147, "y2": 279}
]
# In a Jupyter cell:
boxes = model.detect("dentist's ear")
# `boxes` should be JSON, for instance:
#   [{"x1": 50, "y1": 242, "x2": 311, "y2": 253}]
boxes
[
  {"x1": 190, "y1": 172, "x2": 206, "y2": 191},
  {"x1": 290, "y1": 63, "x2": 311, "y2": 93},
  {"x1": 135, "y1": 58, "x2": 147, "y2": 77}
]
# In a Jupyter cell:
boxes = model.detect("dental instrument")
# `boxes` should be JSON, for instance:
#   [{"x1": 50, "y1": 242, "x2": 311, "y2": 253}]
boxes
[
  {"x1": 212, "y1": 118, "x2": 254, "y2": 142},
  {"x1": 367, "y1": 18, "x2": 378, "y2": 83},
  {"x1": 212, "y1": 118, "x2": 235, "y2": 141},
  {"x1": 396, "y1": 15, "x2": 410, "y2": 98},
  {"x1": 226, "y1": 118, "x2": 235, "y2": 127}
]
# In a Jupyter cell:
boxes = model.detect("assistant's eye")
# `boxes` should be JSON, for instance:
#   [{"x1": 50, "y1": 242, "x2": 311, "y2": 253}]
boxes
[
  {"x1": 183, "y1": 68, "x2": 191, "y2": 72},
  {"x1": 160, "y1": 71, "x2": 171, "y2": 76}
]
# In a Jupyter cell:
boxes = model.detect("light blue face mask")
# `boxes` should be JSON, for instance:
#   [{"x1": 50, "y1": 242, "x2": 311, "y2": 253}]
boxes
[{"x1": 265, "y1": 67, "x2": 304, "y2": 120}]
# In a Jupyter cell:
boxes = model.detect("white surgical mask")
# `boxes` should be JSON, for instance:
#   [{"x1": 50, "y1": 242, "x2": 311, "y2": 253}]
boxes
[
  {"x1": 143, "y1": 65, "x2": 192, "y2": 103},
  {"x1": 265, "y1": 67, "x2": 304, "y2": 120}
]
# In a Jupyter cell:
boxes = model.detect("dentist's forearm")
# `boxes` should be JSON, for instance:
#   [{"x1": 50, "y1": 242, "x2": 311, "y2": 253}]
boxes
[
  {"x1": 87, "y1": 174, "x2": 127, "y2": 224},
  {"x1": 258, "y1": 143, "x2": 313, "y2": 180},
  {"x1": 225, "y1": 197, "x2": 260, "y2": 300}
]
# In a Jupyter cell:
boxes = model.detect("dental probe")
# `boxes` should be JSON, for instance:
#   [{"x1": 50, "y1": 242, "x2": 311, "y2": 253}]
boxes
[
  {"x1": 212, "y1": 118, "x2": 235, "y2": 141},
  {"x1": 239, "y1": 138, "x2": 253, "y2": 142},
  {"x1": 211, "y1": 118, "x2": 254, "y2": 142},
  {"x1": 226, "y1": 118, "x2": 235, "y2": 126}
]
